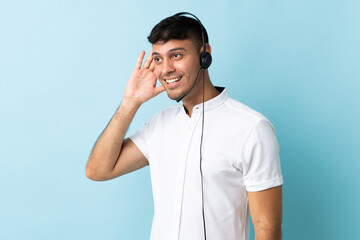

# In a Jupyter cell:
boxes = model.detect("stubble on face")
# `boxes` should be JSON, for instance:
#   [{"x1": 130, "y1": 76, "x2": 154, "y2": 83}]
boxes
[{"x1": 152, "y1": 39, "x2": 201, "y2": 101}]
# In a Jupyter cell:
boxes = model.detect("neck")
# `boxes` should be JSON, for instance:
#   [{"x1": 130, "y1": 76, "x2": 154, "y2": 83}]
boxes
[{"x1": 182, "y1": 70, "x2": 220, "y2": 117}]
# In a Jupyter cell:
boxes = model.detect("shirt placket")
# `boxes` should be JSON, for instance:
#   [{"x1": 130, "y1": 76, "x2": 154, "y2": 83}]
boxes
[{"x1": 171, "y1": 110, "x2": 202, "y2": 240}]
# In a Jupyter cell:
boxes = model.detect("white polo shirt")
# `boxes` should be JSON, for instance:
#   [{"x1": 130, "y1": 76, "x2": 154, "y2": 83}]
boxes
[{"x1": 130, "y1": 87, "x2": 283, "y2": 240}]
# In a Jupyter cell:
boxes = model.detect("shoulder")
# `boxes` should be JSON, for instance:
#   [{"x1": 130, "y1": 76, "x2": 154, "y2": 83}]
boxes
[
  {"x1": 228, "y1": 97, "x2": 266, "y2": 119},
  {"x1": 150, "y1": 104, "x2": 181, "y2": 121},
  {"x1": 220, "y1": 96, "x2": 273, "y2": 130},
  {"x1": 144, "y1": 104, "x2": 181, "y2": 129},
  {"x1": 131, "y1": 104, "x2": 181, "y2": 139}
]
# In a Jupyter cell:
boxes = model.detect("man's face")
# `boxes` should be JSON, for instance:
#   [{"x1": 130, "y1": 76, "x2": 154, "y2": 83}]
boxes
[{"x1": 152, "y1": 39, "x2": 201, "y2": 101}]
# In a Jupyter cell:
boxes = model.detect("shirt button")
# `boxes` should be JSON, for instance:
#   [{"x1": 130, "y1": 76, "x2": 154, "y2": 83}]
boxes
[{"x1": 188, "y1": 126, "x2": 192, "y2": 131}]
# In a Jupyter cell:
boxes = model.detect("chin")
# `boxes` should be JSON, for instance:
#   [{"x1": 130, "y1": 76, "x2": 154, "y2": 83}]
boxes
[
  {"x1": 165, "y1": 90, "x2": 185, "y2": 101},
  {"x1": 166, "y1": 92, "x2": 179, "y2": 101}
]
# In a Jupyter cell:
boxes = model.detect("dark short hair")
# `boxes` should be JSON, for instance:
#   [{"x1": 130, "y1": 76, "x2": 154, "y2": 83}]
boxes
[{"x1": 147, "y1": 15, "x2": 209, "y2": 50}]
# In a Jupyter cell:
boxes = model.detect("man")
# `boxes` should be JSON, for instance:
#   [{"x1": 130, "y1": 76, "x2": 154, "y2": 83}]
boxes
[{"x1": 86, "y1": 13, "x2": 283, "y2": 240}]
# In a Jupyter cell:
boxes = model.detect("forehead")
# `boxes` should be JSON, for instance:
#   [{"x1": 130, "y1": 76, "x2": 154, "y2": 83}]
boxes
[{"x1": 152, "y1": 39, "x2": 197, "y2": 55}]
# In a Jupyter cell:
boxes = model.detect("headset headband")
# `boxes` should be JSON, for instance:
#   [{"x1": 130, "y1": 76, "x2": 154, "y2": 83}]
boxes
[{"x1": 173, "y1": 12, "x2": 208, "y2": 58}]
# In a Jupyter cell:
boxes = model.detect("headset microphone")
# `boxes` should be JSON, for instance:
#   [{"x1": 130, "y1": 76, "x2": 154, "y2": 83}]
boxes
[
  {"x1": 175, "y1": 67, "x2": 201, "y2": 102},
  {"x1": 173, "y1": 12, "x2": 212, "y2": 103}
]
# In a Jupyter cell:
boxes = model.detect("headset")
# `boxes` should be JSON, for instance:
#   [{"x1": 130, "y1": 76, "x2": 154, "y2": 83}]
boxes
[
  {"x1": 172, "y1": 12, "x2": 210, "y2": 240},
  {"x1": 174, "y1": 12, "x2": 212, "y2": 103}
]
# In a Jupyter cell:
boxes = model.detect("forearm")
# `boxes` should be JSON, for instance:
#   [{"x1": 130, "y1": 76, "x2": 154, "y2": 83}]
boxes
[
  {"x1": 86, "y1": 97, "x2": 141, "y2": 179},
  {"x1": 254, "y1": 225, "x2": 282, "y2": 240}
]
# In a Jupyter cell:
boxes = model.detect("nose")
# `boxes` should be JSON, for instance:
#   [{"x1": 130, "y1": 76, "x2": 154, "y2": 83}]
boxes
[{"x1": 161, "y1": 58, "x2": 175, "y2": 76}]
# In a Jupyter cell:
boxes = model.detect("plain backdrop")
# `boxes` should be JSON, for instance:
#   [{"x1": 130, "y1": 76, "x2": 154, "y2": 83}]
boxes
[{"x1": 1, "y1": 0, "x2": 359, "y2": 239}]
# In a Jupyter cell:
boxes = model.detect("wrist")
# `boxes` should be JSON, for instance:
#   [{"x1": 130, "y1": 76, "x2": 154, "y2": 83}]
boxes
[{"x1": 120, "y1": 97, "x2": 142, "y2": 112}]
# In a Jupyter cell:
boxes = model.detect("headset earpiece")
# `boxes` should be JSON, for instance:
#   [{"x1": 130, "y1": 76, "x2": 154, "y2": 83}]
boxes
[
  {"x1": 174, "y1": 12, "x2": 212, "y2": 70},
  {"x1": 200, "y1": 51, "x2": 212, "y2": 69}
]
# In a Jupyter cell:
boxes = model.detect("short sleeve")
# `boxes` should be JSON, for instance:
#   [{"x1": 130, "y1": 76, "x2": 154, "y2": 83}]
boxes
[
  {"x1": 129, "y1": 123, "x2": 149, "y2": 160},
  {"x1": 240, "y1": 119, "x2": 283, "y2": 192}
]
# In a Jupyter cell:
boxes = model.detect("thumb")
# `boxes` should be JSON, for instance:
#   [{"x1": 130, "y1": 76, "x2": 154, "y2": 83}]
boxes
[{"x1": 154, "y1": 85, "x2": 165, "y2": 97}]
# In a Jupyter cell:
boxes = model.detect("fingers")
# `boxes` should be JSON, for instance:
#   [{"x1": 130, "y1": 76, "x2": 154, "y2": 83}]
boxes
[
  {"x1": 135, "y1": 51, "x2": 145, "y2": 69},
  {"x1": 142, "y1": 50, "x2": 153, "y2": 69},
  {"x1": 135, "y1": 50, "x2": 154, "y2": 70},
  {"x1": 149, "y1": 59, "x2": 155, "y2": 71}
]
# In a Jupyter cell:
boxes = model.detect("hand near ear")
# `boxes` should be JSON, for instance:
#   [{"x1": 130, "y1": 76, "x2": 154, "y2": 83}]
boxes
[{"x1": 124, "y1": 51, "x2": 165, "y2": 105}]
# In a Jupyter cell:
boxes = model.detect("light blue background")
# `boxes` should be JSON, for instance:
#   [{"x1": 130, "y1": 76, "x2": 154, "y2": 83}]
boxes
[{"x1": 1, "y1": 0, "x2": 359, "y2": 239}]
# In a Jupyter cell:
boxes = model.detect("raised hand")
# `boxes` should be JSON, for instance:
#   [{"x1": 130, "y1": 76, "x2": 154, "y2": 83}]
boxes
[{"x1": 124, "y1": 51, "x2": 165, "y2": 104}]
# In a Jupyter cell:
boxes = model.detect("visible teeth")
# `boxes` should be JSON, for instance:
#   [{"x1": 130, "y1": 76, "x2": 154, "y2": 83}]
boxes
[{"x1": 165, "y1": 77, "x2": 181, "y2": 83}]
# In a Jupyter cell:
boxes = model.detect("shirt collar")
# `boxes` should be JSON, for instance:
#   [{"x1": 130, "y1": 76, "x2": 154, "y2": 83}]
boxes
[{"x1": 183, "y1": 86, "x2": 228, "y2": 114}]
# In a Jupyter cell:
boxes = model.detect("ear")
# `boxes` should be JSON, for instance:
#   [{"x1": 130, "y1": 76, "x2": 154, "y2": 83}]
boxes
[
  {"x1": 200, "y1": 43, "x2": 212, "y2": 54},
  {"x1": 205, "y1": 43, "x2": 212, "y2": 54}
]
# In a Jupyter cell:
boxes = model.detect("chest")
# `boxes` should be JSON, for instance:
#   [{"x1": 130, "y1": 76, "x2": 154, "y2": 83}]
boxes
[{"x1": 147, "y1": 113, "x2": 247, "y2": 180}]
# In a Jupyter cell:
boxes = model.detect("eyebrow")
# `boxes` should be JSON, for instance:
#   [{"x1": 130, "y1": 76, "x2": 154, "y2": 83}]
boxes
[{"x1": 152, "y1": 47, "x2": 186, "y2": 56}]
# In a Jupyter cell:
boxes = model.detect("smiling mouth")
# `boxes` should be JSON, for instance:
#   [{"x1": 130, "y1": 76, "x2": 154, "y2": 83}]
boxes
[{"x1": 164, "y1": 77, "x2": 182, "y2": 84}]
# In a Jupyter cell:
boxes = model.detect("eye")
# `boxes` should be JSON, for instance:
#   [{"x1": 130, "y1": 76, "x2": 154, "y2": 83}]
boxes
[
  {"x1": 172, "y1": 53, "x2": 182, "y2": 60},
  {"x1": 153, "y1": 57, "x2": 162, "y2": 63}
]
